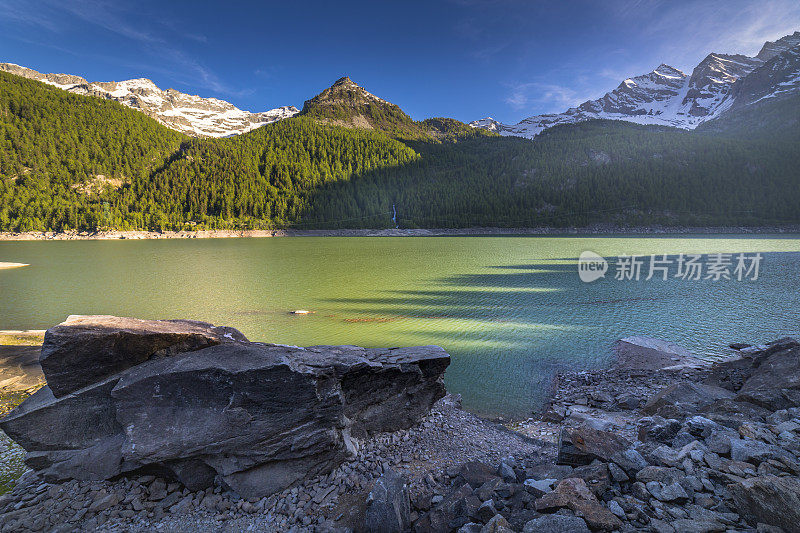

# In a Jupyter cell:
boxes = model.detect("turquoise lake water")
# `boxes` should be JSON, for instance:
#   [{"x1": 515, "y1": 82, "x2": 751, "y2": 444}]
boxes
[{"x1": 1, "y1": 235, "x2": 799, "y2": 417}]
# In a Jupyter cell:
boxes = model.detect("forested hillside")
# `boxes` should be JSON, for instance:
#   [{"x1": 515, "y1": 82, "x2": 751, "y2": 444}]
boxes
[
  {"x1": 0, "y1": 71, "x2": 184, "y2": 230},
  {"x1": 0, "y1": 71, "x2": 798, "y2": 232}
]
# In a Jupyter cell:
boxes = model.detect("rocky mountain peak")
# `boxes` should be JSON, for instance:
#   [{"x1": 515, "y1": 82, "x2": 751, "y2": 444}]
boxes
[
  {"x1": 653, "y1": 64, "x2": 686, "y2": 78},
  {"x1": 0, "y1": 63, "x2": 297, "y2": 137},
  {"x1": 756, "y1": 31, "x2": 800, "y2": 62},
  {"x1": 470, "y1": 31, "x2": 800, "y2": 138}
]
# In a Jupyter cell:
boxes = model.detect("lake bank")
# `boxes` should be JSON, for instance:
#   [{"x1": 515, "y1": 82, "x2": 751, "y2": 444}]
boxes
[
  {"x1": 3, "y1": 225, "x2": 800, "y2": 240},
  {"x1": 2, "y1": 332, "x2": 799, "y2": 532}
]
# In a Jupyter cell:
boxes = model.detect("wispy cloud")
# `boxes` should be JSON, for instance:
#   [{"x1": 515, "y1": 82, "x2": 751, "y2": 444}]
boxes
[
  {"x1": 504, "y1": 81, "x2": 591, "y2": 112},
  {"x1": 615, "y1": 0, "x2": 800, "y2": 69},
  {"x1": 0, "y1": 0, "x2": 243, "y2": 97}
]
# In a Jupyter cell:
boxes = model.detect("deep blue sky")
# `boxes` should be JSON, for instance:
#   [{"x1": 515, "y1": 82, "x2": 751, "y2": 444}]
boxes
[{"x1": 1, "y1": 0, "x2": 799, "y2": 123}]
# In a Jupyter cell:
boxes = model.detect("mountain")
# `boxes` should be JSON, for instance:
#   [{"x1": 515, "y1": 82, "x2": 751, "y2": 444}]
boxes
[
  {"x1": 1, "y1": 61, "x2": 799, "y2": 233},
  {"x1": 472, "y1": 31, "x2": 800, "y2": 138},
  {"x1": 0, "y1": 63, "x2": 298, "y2": 137},
  {"x1": 298, "y1": 76, "x2": 424, "y2": 138}
]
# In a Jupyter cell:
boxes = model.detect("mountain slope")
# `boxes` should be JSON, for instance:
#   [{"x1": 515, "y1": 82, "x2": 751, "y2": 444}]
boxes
[
  {"x1": 0, "y1": 70, "x2": 185, "y2": 230},
  {"x1": 298, "y1": 76, "x2": 426, "y2": 138},
  {"x1": 473, "y1": 31, "x2": 800, "y2": 138},
  {"x1": 0, "y1": 63, "x2": 298, "y2": 137},
  {"x1": 1, "y1": 69, "x2": 799, "y2": 232}
]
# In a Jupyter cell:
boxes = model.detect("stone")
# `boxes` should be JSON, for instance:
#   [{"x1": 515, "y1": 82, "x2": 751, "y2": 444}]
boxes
[
  {"x1": 571, "y1": 463, "x2": 610, "y2": 497},
  {"x1": 647, "y1": 481, "x2": 689, "y2": 502},
  {"x1": 534, "y1": 478, "x2": 622, "y2": 531},
  {"x1": 557, "y1": 426, "x2": 631, "y2": 466},
  {"x1": 700, "y1": 399, "x2": 772, "y2": 427},
  {"x1": 730, "y1": 475, "x2": 800, "y2": 531},
  {"x1": 414, "y1": 483, "x2": 473, "y2": 533},
  {"x1": 475, "y1": 500, "x2": 497, "y2": 523},
  {"x1": 609, "y1": 448, "x2": 650, "y2": 475},
  {"x1": 497, "y1": 462, "x2": 516, "y2": 483},
  {"x1": 615, "y1": 393, "x2": 642, "y2": 410},
  {"x1": 729, "y1": 439, "x2": 779, "y2": 464},
  {"x1": 541, "y1": 404, "x2": 567, "y2": 423},
  {"x1": 480, "y1": 514, "x2": 513, "y2": 533},
  {"x1": 607, "y1": 462, "x2": 628, "y2": 482},
  {"x1": 1, "y1": 317, "x2": 449, "y2": 499},
  {"x1": 523, "y1": 478, "x2": 556, "y2": 494},
  {"x1": 612, "y1": 337, "x2": 699, "y2": 370},
  {"x1": 522, "y1": 514, "x2": 590, "y2": 533},
  {"x1": 637, "y1": 416, "x2": 682, "y2": 444},
  {"x1": 457, "y1": 462, "x2": 499, "y2": 488},
  {"x1": 643, "y1": 383, "x2": 734, "y2": 419},
  {"x1": 668, "y1": 519, "x2": 726, "y2": 533},
  {"x1": 39, "y1": 315, "x2": 247, "y2": 397},
  {"x1": 605, "y1": 500, "x2": 624, "y2": 518},
  {"x1": 364, "y1": 469, "x2": 411, "y2": 533}
]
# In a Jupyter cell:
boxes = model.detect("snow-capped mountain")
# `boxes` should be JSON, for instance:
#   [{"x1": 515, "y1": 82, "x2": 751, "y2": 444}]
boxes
[
  {"x1": 0, "y1": 63, "x2": 298, "y2": 137},
  {"x1": 471, "y1": 31, "x2": 800, "y2": 138}
]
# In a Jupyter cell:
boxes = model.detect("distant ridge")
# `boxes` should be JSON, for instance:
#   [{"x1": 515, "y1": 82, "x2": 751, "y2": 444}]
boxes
[
  {"x1": 0, "y1": 63, "x2": 298, "y2": 137},
  {"x1": 470, "y1": 31, "x2": 800, "y2": 138}
]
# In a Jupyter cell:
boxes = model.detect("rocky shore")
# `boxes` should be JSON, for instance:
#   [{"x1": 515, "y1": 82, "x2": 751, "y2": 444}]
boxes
[
  {"x1": 1, "y1": 225, "x2": 799, "y2": 240},
  {"x1": 2, "y1": 319, "x2": 800, "y2": 532}
]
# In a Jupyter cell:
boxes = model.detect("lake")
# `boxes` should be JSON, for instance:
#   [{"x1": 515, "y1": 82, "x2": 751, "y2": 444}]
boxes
[{"x1": 2, "y1": 235, "x2": 800, "y2": 418}]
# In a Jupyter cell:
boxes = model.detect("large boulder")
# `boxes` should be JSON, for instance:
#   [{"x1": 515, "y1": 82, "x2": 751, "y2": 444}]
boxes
[
  {"x1": 642, "y1": 382, "x2": 734, "y2": 419},
  {"x1": 735, "y1": 345, "x2": 800, "y2": 411},
  {"x1": 612, "y1": 337, "x2": 701, "y2": 371},
  {"x1": 1, "y1": 316, "x2": 449, "y2": 498},
  {"x1": 39, "y1": 315, "x2": 248, "y2": 397},
  {"x1": 364, "y1": 469, "x2": 411, "y2": 533},
  {"x1": 535, "y1": 478, "x2": 622, "y2": 531},
  {"x1": 730, "y1": 475, "x2": 800, "y2": 532},
  {"x1": 557, "y1": 425, "x2": 631, "y2": 466}
]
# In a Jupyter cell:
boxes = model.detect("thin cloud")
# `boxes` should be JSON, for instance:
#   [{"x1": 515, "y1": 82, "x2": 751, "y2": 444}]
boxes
[
  {"x1": 504, "y1": 81, "x2": 591, "y2": 112},
  {"x1": 2, "y1": 0, "x2": 246, "y2": 97}
]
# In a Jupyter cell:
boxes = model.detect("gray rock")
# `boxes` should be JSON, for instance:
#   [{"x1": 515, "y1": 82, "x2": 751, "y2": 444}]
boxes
[
  {"x1": 607, "y1": 462, "x2": 629, "y2": 482},
  {"x1": 39, "y1": 315, "x2": 247, "y2": 397},
  {"x1": 523, "y1": 478, "x2": 556, "y2": 494},
  {"x1": 668, "y1": 519, "x2": 726, "y2": 533},
  {"x1": 729, "y1": 438, "x2": 778, "y2": 464},
  {"x1": 475, "y1": 499, "x2": 497, "y2": 523},
  {"x1": 730, "y1": 475, "x2": 800, "y2": 531},
  {"x1": 643, "y1": 383, "x2": 735, "y2": 419},
  {"x1": 607, "y1": 499, "x2": 625, "y2": 518},
  {"x1": 615, "y1": 392, "x2": 642, "y2": 410},
  {"x1": 364, "y1": 469, "x2": 411, "y2": 533},
  {"x1": 610, "y1": 448, "x2": 650, "y2": 475},
  {"x1": 638, "y1": 416, "x2": 682, "y2": 443},
  {"x1": 1, "y1": 317, "x2": 449, "y2": 499},
  {"x1": 480, "y1": 514, "x2": 513, "y2": 533},
  {"x1": 557, "y1": 426, "x2": 631, "y2": 466},
  {"x1": 497, "y1": 462, "x2": 516, "y2": 483},
  {"x1": 522, "y1": 514, "x2": 590, "y2": 533}
]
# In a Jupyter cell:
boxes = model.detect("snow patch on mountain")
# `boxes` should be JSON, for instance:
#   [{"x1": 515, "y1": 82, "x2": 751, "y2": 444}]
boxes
[
  {"x1": 471, "y1": 31, "x2": 800, "y2": 139},
  {"x1": 0, "y1": 63, "x2": 298, "y2": 137}
]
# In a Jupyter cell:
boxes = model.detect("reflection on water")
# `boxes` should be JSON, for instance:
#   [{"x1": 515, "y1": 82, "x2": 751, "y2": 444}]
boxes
[{"x1": 1, "y1": 236, "x2": 799, "y2": 417}]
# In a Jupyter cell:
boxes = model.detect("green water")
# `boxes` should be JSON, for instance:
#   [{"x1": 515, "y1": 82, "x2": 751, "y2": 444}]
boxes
[{"x1": 2, "y1": 235, "x2": 800, "y2": 417}]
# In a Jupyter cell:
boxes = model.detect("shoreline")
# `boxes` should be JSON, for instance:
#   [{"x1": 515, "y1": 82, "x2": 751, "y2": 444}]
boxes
[{"x1": 2, "y1": 225, "x2": 800, "y2": 240}]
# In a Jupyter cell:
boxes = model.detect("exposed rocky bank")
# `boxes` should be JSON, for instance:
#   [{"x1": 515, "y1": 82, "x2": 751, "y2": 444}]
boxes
[{"x1": 2, "y1": 319, "x2": 800, "y2": 532}]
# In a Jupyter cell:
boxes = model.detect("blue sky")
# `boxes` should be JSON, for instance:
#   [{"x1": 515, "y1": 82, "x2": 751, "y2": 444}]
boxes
[{"x1": 1, "y1": 0, "x2": 799, "y2": 124}]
